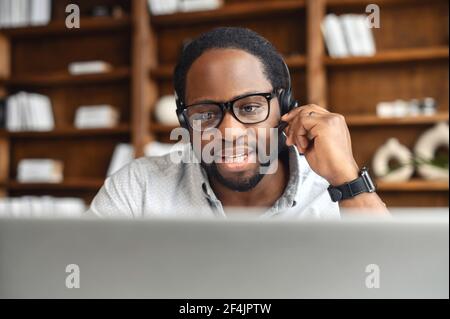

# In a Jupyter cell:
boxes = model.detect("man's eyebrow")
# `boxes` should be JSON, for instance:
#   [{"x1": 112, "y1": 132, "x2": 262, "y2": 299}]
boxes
[{"x1": 189, "y1": 89, "x2": 271, "y2": 105}]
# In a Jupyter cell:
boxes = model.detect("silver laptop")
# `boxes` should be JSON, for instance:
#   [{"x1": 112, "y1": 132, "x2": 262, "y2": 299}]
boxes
[{"x1": 0, "y1": 209, "x2": 448, "y2": 299}]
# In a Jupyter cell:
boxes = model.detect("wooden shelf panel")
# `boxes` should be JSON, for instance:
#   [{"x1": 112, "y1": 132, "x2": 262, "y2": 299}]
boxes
[
  {"x1": 2, "y1": 67, "x2": 131, "y2": 87},
  {"x1": 346, "y1": 113, "x2": 449, "y2": 126},
  {"x1": 376, "y1": 179, "x2": 449, "y2": 192},
  {"x1": 0, "y1": 17, "x2": 131, "y2": 38},
  {"x1": 8, "y1": 178, "x2": 105, "y2": 191},
  {"x1": 150, "y1": 123, "x2": 179, "y2": 133},
  {"x1": 150, "y1": 1, "x2": 306, "y2": 26},
  {"x1": 8, "y1": 125, "x2": 130, "y2": 139},
  {"x1": 150, "y1": 54, "x2": 306, "y2": 80},
  {"x1": 325, "y1": 46, "x2": 449, "y2": 66}
]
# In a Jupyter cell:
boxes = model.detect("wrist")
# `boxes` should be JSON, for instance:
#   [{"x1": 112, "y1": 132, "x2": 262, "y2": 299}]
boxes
[{"x1": 327, "y1": 162, "x2": 359, "y2": 186}]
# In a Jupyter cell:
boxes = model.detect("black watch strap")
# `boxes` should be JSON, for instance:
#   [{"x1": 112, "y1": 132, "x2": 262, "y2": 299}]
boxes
[{"x1": 327, "y1": 167, "x2": 376, "y2": 202}]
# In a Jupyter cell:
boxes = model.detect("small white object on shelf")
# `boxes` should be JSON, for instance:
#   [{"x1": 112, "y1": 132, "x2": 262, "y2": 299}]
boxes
[
  {"x1": 74, "y1": 105, "x2": 119, "y2": 129},
  {"x1": 154, "y1": 95, "x2": 179, "y2": 125},
  {"x1": 68, "y1": 61, "x2": 113, "y2": 75},
  {"x1": 107, "y1": 144, "x2": 134, "y2": 177},
  {"x1": 17, "y1": 159, "x2": 64, "y2": 183},
  {"x1": 372, "y1": 138, "x2": 414, "y2": 182},
  {"x1": 414, "y1": 122, "x2": 449, "y2": 181}
]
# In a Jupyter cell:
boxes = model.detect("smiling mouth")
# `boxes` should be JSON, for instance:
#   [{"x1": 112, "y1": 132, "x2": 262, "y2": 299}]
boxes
[{"x1": 213, "y1": 149, "x2": 256, "y2": 165}]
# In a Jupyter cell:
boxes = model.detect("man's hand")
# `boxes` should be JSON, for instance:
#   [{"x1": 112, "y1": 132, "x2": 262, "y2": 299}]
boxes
[
  {"x1": 281, "y1": 104, "x2": 359, "y2": 186},
  {"x1": 281, "y1": 104, "x2": 388, "y2": 213}
]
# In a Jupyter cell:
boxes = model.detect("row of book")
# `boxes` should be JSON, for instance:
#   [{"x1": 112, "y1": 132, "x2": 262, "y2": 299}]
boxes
[
  {"x1": 0, "y1": 196, "x2": 86, "y2": 217},
  {"x1": 0, "y1": 92, "x2": 120, "y2": 131},
  {"x1": 322, "y1": 14, "x2": 376, "y2": 58},
  {"x1": 0, "y1": 0, "x2": 51, "y2": 29},
  {"x1": 3, "y1": 92, "x2": 55, "y2": 132},
  {"x1": 148, "y1": 0, "x2": 222, "y2": 15}
]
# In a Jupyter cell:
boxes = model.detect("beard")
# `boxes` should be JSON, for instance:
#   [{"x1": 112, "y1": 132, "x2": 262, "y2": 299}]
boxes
[{"x1": 202, "y1": 161, "x2": 265, "y2": 192}]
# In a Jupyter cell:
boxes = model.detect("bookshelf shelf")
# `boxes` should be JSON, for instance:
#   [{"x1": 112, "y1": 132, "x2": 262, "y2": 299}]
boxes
[
  {"x1": 0, "y1": 17, "x2": 131, "y2": 38},
  {"x1": 376, "y1": 179, "x2": 449, "y2": 192},
  {"x1": 346, "y1": 113, "x2": 449, "y2": 126},
  {"x1": 8, "y1": 178, "x2": 105, "y2": 191},
  {"x1": 3, "y1": 67, "x2": 131, "y2": 87},
  {"x1": 8, "y1": 125, "x2": 130, "y2": 139},
  {"x1": 150, "y1": 1, "x2": 306, "y2": 26},
  {"x1": 324, "y1": 46, "x2": 449, "y2": 66}
]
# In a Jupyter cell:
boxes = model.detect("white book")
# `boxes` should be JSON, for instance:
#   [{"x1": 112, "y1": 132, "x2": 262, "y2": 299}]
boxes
[
  {"x1": 17, "y1": 0, "x2": 28, "y2": 27},
  {"x1": 321, "y1": 14, "x2": 349, "y2": 58},
  {"x1": 6, "y1": 94, "x2": 19, "y2": 131},
  {"x1": 10, "y1": 0, "x2": 21, "y2": 27},
  {"x1": 179, "y1": 0, "x2": 222, "y2": 12},
  {"x1": 148, "y1": 0, "x2": 178, "y2": 15},
  {"x1": 340, "y1": 14, "x2": 364, "y2": 56},
  {"x1": 36, "y1": 93, "x2": 54, "y2": 131},
  {"x1": 17, "y1": 91, "x2": 31, "y2": 130},
  {"x1": 17, "y1": 159, "x2": 63, "y2": 183},
  {"x1": 30, "y1": 0, "x2": 51, "y2": 26},
  {"x1": 357, "y1": 15, "x2": 376, "y2": 56},
  {"x1": 2, "y1": 0, "x2": 12, "y2": 28},
  {"x1": 0, "y1": 0, "x2": 7, "y2": 28},
  {"x1": 74, "y1": 105, "x2": 119, "y2": 129},
  {"x1": 68, "y1": 61, "x2": 112, "y2": 75},
  {"x1": 107, "y1": 144, "x2": 134, "y2": 177}
]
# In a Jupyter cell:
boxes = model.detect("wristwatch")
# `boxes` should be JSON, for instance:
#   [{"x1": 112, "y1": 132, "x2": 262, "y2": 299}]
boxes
[{"x1": 327, "y1": 167, "x2": 376, "y2": 202}]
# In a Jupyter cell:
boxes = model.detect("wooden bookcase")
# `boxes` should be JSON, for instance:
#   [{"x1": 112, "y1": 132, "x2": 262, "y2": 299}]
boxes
[
  {"x1": 0, "y1": 0, "x2": 150, "y2": 203},
  {"x1": 0, "y1": 0, "x2": 448, "y2": 207}
]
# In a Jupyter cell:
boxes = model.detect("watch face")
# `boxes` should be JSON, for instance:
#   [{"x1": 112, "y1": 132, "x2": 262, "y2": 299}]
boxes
[{"x1": 361, "y1": 170, "x2": 376, "y2": 192}]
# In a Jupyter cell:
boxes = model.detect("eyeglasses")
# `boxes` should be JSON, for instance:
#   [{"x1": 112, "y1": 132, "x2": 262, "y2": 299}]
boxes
[{"x1": 181, "y1": 90, "x2": 277, "y2": 132}]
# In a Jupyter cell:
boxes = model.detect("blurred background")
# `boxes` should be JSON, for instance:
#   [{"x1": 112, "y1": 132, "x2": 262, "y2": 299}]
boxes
[{"x1": 0, "y1": 0, "x2": 448, "y2": 216}]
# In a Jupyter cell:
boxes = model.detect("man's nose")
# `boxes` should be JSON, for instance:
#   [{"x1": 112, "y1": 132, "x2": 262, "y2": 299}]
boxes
[{"x1": 217, "y1": 111, "x2": 247, "y2": 142}]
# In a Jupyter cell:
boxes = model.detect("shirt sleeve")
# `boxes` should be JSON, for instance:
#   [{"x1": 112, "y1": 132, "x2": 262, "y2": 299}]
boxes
[{"x1": 85, "y1": 160, "x2": 144, "y2": 218}]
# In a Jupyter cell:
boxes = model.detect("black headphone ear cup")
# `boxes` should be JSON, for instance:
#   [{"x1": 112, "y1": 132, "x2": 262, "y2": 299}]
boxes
[
  {"x1": 279, "y1": 89, "x2": 292, "y2": 115},
  {"x1": 176, "y1": 109, "x2": 188, "y2": 129}
]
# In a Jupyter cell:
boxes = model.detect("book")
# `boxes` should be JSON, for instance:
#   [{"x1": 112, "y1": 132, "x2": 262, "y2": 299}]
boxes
[
  {"x1": 68, "y1": 61, "x2": 113, "y2": 75},
  {"x1": 321, "y1": 14, "x2": 349, "y2": 58},
  {"x1": 0, "y1": 196, "x2": 86, "y2": 217},
  {"x1": 322, "y1": 14, "x2": 376, "y2": 58},
  {"x1": 74, "y1": 105, "x2": 119, "y2": 129},
  {"x1": 179, "y1": 0, "x2": 223, "y2": 12},
  {"x1": 5, "y1": 92, "x2": 54, "y2": 132},
  {"x1": 17, "y1": 159, "x2": 64, "y2": 183},
  {"x1": 107, "y1": 144, "x2": 134, "y2": 177},
  {"x1": 30, "y1": 0, "x2": 52, "y2": 26}
]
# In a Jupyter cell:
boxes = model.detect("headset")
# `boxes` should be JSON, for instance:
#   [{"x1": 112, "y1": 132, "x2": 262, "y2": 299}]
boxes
[{"x1": 175, "y1": 58, "x2": 298, "y2": 129}]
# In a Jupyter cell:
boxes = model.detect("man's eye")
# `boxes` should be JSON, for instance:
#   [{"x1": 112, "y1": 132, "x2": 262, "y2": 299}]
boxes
[
  {"x1": 241, "y1": 105, "x2": 260, "y2": 113},
  {"x1": 200, "y1": 112, "x2": 214, "y2": 120}
]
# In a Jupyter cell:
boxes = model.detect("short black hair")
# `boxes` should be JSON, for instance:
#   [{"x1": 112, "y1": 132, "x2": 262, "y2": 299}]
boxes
[{"x1": 173, "y1": 27, "x2": 289, "y2": 106}]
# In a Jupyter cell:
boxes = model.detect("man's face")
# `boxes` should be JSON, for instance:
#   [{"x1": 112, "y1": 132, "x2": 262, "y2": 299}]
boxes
[{"x1": 185, "y1": 48, "x2": 281, "y2": 191}]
